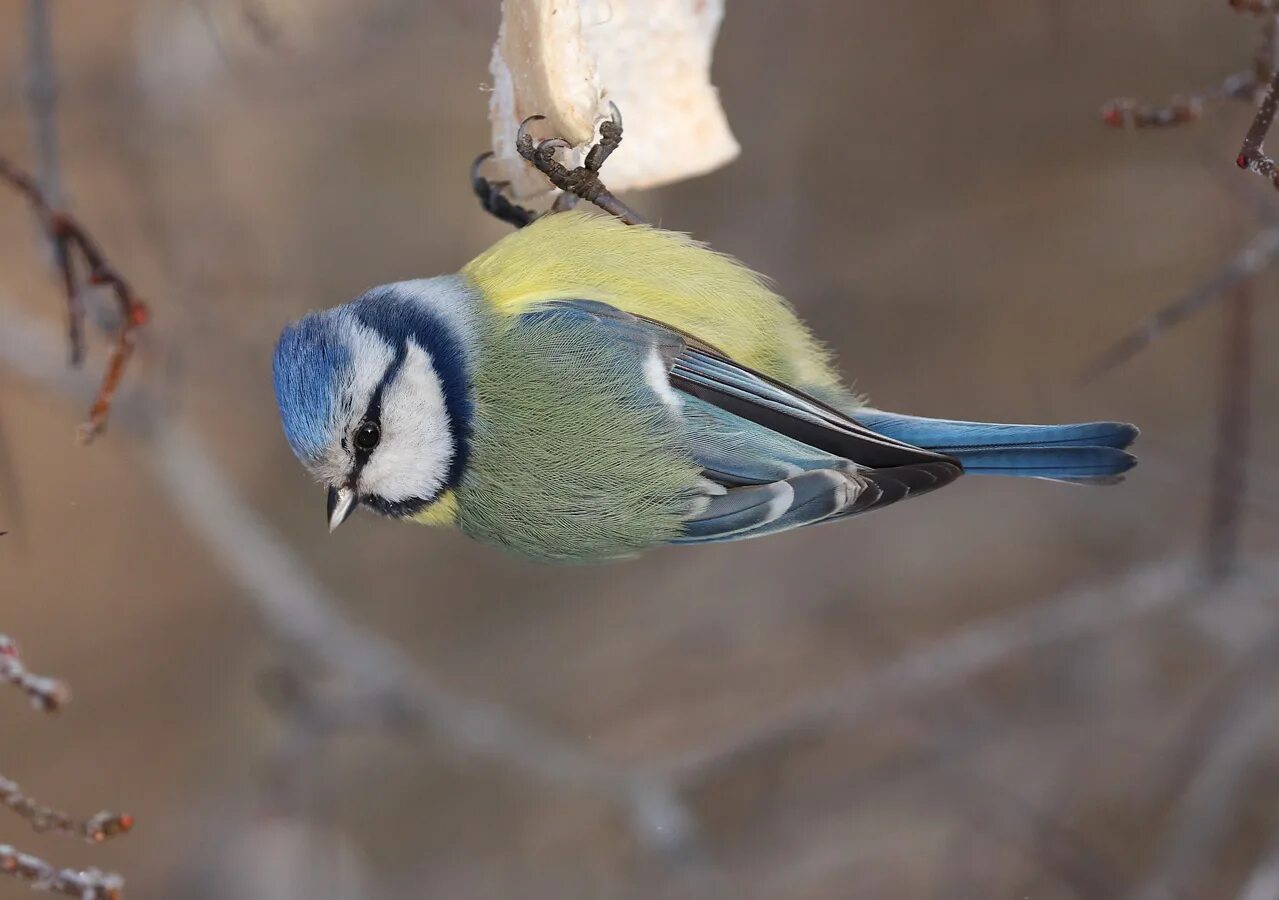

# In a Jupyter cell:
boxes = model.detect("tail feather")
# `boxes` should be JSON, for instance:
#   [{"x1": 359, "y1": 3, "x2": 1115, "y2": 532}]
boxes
[
  {"x1": 855, "y1": 410, "x2": 1138, "y2": 452},
  {"x1": 855, "y1": 409, "x2": 1139, "y2": 484},
  {"x1": 947, "y1": 446, "x2": 1136, "y2": 482}
]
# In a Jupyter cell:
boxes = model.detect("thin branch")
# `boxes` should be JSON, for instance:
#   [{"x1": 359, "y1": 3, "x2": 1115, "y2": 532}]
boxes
[
  {"x1": 0, "y1": 845, "x2": 122, "y2": 900},
  {"x1": 0, "y1": 155, "x2": 150, "y2": 442},
  {"x1": 0, "y1": 634, "x2": 69, "y2": 712},
  {"x1": 1101, "y1": 72, "x2": 1256, "y2": 129},
  {"x1": 1237, "y1": 45, "x2": 1279, "y2": 184},
  {"x1": 1081, "y1": 226, "x2": 1279, "y2": 382},
  {"x1": 1205, "y1": 283, "x2": 1253, "y2": 581},
  {"x1": 0, "y1": 776, "x2": 132, "y2": 844},
  {"x1": 23, "y1": 0, "x2": 62, "y2": 210}
]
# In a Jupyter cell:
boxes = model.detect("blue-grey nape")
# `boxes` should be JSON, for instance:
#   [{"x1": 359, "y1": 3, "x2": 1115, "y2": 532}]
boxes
[{"x1": 273, "y1": 312, "x2": 350, "y2": 463}]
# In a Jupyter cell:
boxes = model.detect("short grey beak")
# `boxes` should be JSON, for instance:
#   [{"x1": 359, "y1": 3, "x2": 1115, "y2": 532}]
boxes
[{"x1": 327, "y1": 485, "x2": 358, "y2": 533}]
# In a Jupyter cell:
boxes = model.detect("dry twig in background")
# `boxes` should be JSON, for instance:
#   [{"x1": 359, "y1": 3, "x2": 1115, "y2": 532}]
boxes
[
  {"x1": 1092, "y1": 3, "x2": 1277, "y2": 582},
  {"x1": 0, "y1": 634, "x2": 130, "y2": 897},
  {"x1": 0, "y1": 8, "x2": 135, "y2": 893},
  {"x1": 1083, "y1": 227, "x2": 1279, "y2": 381},
  {"x1": 1125, "y1": 624, "x2": 1279, "y2": 900},
  {"x1": 1205, "y1": 282, "x2": 1254, "y2": 580},
  {"x1": 0, "y1": 155, "x2": 149, "y2": 442},
  {"x1": 0, "y1": 633, "x2": 68, "y2": 712},
  {"x1": 0, "y1": 847, "x2": 123, "y2": 900},
  {"x1": 22, "y1": 0, "x2": 62, "y2": 215},
  {"x1": 1101, "y1": 72, "x2": 1256, "y2": 129},
  {"x1": 0, "y1": 775, "x2": 133, "y2": 845}
]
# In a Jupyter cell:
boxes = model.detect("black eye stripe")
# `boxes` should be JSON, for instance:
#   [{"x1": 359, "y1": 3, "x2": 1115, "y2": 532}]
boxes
[{"x1": 349, "y1": 352, "x2": 398, "y2": 474}]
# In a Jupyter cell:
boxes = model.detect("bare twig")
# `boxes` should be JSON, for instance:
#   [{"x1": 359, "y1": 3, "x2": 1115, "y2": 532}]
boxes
[
  {"x1": 0, "y1": 776, "x2": 132, "y2": 844},
  {"x1": 1101, "y1": 72, "x2": 1256, "y2": 129},
  {"x1": 1100, "y1": 6, "x2": 1272, "y2": 131},
  {"x1": 1081, "y1": 226, "x2": 1279, "y2": 382},
  {"x1": 0, "y1": 156, "x2": 149, "y2": 442},
  {"x1": 0, "y1": 634, "x2": 69, "y2": 712},
  {"x1": 0, "y1": 845, "x2": 122, "y2": 900},
  {"x1": 1205, "y1": 283, "x2": 1253, "y2": 581},
  {"x1": 1237, "y1": 53, "x2": 1279, "y2": 184},
  {"x1": 1102, "y1": 5, "x2": 1279, "y2": 190}
]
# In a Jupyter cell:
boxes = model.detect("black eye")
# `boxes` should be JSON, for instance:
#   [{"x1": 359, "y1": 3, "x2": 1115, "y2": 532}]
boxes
[{"x1": 354, "y1": 421, "x2": 381, "y2": 452}]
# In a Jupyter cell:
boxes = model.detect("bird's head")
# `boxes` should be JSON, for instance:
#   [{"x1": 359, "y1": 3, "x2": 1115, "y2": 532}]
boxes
[{"x1": 272, "y1": 278, "x2": 477, "y2": 531}]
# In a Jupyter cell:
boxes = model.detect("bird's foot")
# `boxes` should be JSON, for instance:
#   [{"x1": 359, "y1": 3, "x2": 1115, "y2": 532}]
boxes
[
  {"x1": 515, "y1": 104, "x2": 645, "y2": 225},
  {"x1": 470, "y1": 152, "x2": 539, "y2": 229}
]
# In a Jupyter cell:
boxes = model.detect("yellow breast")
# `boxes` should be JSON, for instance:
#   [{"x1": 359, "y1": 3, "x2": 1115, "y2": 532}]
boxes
[{"x1": 411, "y1": 489, "x2": 459, "y2": 527}]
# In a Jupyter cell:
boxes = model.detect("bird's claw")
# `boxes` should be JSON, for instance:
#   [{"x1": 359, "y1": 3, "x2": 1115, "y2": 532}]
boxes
[
  {"x1": 477, "y1": 104, "x2": 644, "y2": 227},
  {"x1": 515, "y1": 115, "x2": 548, "y2": 153},
  {"x1": 470, "y1": 151, "x2": 538, "y2": 229}
]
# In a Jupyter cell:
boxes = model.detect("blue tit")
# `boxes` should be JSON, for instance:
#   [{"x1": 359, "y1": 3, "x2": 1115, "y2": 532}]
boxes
[{"x1": 272, "y1": 210, "x2": 1137, "y2": 563}]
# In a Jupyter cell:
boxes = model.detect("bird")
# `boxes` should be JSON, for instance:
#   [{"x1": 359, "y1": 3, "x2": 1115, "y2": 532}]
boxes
[{"x1": 272, "y1": 209, "x2": 1137, "y2": 563}]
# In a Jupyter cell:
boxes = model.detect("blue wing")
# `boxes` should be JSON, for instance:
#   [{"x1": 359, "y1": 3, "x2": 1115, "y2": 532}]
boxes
[{"x1": 517, "y1": 300, "x2": 962, "y2": 544}]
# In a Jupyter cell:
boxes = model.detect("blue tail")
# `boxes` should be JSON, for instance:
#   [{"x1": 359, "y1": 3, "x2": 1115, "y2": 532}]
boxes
[{"x1": 854, "y1": 410, "x2": 1138, "y2": 484}]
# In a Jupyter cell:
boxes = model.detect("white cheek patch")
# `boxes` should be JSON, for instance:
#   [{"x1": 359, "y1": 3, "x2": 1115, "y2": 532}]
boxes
[
  {"x1": 644, "y1": 347, "x2": 683, "y2": 413},
  {"x1": 310, "y1": 319, "x2": 394, "y2": 485},
  {"x1": 357, "y1": 339, "x2": 455, "y2": 504}
]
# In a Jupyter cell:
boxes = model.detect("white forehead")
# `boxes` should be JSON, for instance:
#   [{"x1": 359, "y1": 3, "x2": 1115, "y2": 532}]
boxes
[{"x1": 358, "y1": 339, "x2": 455, "y2": 503}]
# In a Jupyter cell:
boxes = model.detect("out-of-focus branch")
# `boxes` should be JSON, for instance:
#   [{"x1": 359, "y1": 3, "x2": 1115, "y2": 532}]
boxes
[
  {"x1": 0, "y1": 306, "x2": 696, "y2": 855},
  {"x1": 1101, "y1": 72, "x2": 1256, "y2": 129},
  {"x1": 0, "y1": 634, "x2": 69, "y2": 712},
  {"x1": 1125, "y1": 625, "x2": 1279, "y2": 900},
  {"x1": 0, "y1": 846, "x2": 123, "y2": 900},
  {"x1": 1238, "y1": 14, "x2": 1279, "y2": 184},
  {"x1": 1081, "y1": 227, "x2": 1279, "y2": 382},
  {"x1": 1205, "y1": 283, "x2": 1253, "y2": 581},
  {"x1": 0, "y1": 636, "x2": 131, "y2": 897},
  {"x1": 0, "y1": 776, "x2": 132, "y2": 844},
  {"x1": 0, "y1": 156, "x2": 149, "y2": 441},
  {"x1": 23, "y1": 0, "x2": 62, "y2": 211},
  {"x1": 1095, "y1": 5, "x2": 1270, "y2": 588},
  {"x1": 1237, "y1": 820, "x2": 1279, "y2": 900},
  {"x1": 660, "y1": 558, "x2": 1275, "y2": 785},
  {"x1": 149, "y1": 424, "x2": 693, "y2": 853},
  {"x1": 1102, "y1": 5, "x2": 1276, "y2": 137}
]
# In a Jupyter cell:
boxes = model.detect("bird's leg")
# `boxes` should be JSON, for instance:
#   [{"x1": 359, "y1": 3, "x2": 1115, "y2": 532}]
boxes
[
  {"x1": 470, "y1": 152, "x2": 539, "y2": 229},
  {"x1": 515, "y1": 104, "x2": 647, "y2": 226}
]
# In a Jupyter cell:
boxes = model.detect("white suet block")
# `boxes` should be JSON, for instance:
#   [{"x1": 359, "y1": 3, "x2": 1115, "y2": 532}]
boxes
[{"x1": 488, "y1": 0, "x2": 740, "y2": 198}]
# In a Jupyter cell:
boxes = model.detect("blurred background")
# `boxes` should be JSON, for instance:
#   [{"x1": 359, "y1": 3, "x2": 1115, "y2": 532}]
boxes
[{"x1": 2, "y1": 2, "x2": 1279, "y2": 897}]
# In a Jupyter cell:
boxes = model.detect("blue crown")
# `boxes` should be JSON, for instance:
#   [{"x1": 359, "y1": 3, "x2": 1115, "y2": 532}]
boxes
[{"x1": 273, "y1": 312, "x2": 350, "y2": 463}]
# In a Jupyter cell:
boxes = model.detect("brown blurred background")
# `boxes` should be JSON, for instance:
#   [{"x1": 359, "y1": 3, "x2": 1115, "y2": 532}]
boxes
[{"x1": 3, "y1": 2, "x2": 1279, "y2": 898}]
